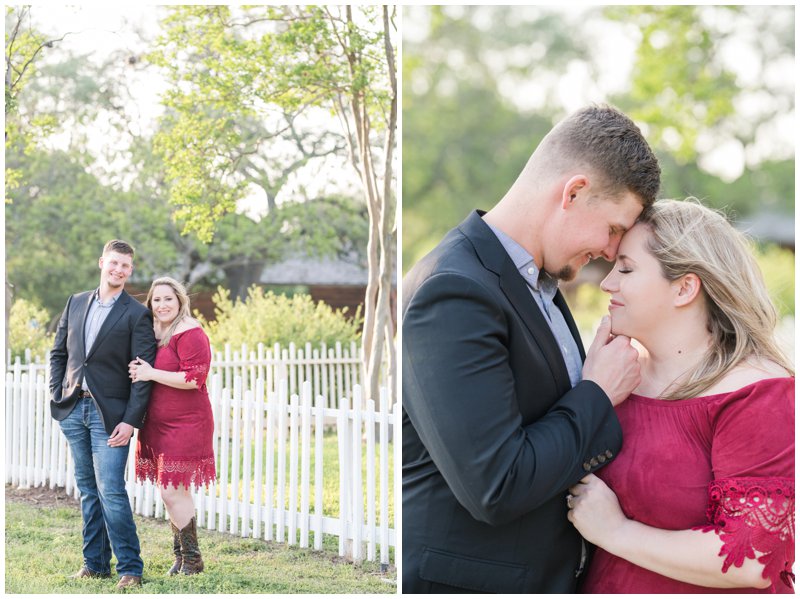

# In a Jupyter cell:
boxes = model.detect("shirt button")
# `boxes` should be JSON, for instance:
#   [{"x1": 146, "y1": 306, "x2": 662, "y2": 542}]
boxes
[{"x1": 527, "y1": 267, "x2": 535, "y2": 275}]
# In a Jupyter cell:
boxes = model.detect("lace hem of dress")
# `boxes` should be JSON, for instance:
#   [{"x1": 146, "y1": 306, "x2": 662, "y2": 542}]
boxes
[
  {"x1": 135, "y1": 455, "x2": 216, "y2": 490},
  {"x1": 182, "y1": 363, "x2": 209, "y2": 388},
  {"x1": 693, "y1": 477, "x2": 794, "y2": 589}
]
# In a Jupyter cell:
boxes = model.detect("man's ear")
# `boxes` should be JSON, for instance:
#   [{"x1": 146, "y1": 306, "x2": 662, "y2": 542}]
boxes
[
  {"x1": 673, "y1": 273, "x2": 702, "y2": 307},
  {"x1": 98, "y1": 256, "x2": 104, "y2": 270},
  {"x1": 561, "y1": 174, "x2": 589, "y2": 209}
]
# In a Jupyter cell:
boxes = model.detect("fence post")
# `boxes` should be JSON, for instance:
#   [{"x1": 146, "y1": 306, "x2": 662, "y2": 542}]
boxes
[
  {"x1": 218, "y1": 386, "x2": 231, "y2": 534},
  {"x1": 276, "y1": 379, "x2": 288, "y2": 543},
  {"x1": 393, "y1": 400, "x2": 401, "y2": 562},
  {"x1": 288, "y1": 391, "x2": 299, "y2": 546},
  {"x1": 253, "y1": 377, "x2": 265, "y2": 540},
  {"x1": 366, "y1": 396, "x2": 376, "y2": 562},
  {"x1": 379, "y1": 386, "x2": 390, "y2": 568},
  {"x1": 265, "y1": 388, "x2": 276, "y2": 542},
  {"x1": 337, "y1": 392, "x2": 351, "y2": 558},
  {"x1": 313, "y1": 390, "x2": 324, "y2": 551},
  {"x1": 300, "y1": 381, "x2": 311, "y2": 548},
  {"x1": 242, "y1": 387, "x2": 253, "y2": 538},
  {"x1": 351, "y1": 385, "x2": 363, "y2": 562},
  {"x1": 230, "y1": 377, "x2": 242, "y2": 536},
  {"x1": 5, "y1": 374, "x2": 13, "y2": 485}
]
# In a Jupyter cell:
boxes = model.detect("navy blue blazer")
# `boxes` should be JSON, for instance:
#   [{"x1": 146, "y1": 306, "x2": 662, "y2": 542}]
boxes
[
  {"x1": 402, "y1": 210, "x2": 622, "y2": 593},
  {"x1": 49, "y1": 289, "x2": 158, "y2": 435}
]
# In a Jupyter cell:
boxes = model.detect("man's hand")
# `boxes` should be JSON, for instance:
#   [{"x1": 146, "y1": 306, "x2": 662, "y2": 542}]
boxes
[
  {"x1": 582, "y1": 316, "x2": 640, "y2": 406},
  {"x1": 108, "y1": 422, "x2": 134, "y2": 447}
]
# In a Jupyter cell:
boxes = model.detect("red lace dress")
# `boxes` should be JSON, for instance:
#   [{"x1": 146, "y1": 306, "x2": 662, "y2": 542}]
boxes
[
  {"x1": 135, "y1": 327, "x2": 216, "y2": 489},
  {"x1": 581, "y1": 377, "x2": 794, "y2": 594}
]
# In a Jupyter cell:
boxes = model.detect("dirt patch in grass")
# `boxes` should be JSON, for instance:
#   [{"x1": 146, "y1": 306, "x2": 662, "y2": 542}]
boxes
[{"x1": 5, "y1": 484, "x2": 78, "y2": 509}]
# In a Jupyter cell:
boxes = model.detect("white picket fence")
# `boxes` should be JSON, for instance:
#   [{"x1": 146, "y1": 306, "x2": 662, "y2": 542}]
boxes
[
  {"x1": 5, "y1": 362, "x2": 399, "y2": 566},
  {"x1": 9, "y1": 340, "x2": 370, "y2": 411}
]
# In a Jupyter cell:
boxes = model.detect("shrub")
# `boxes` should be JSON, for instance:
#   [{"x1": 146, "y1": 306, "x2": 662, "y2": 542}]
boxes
[
  {"x1": 8, "y1": 299, "x2": 54, "y2": 362},
  {"x1": 197, "y1": 286, "x2": 362, "y2": 351},
  {"x1": 754, "y1": 243, "x2": 794, "y2": 319}
]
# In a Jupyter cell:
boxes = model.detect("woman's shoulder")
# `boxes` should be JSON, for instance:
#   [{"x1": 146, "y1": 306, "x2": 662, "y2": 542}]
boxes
[
  {"x1": 172, "y1": 319, "x2": 207, "y2": 340},
  {"x1": 703, "y1": 359, "x2": 792, "y2": 397}
]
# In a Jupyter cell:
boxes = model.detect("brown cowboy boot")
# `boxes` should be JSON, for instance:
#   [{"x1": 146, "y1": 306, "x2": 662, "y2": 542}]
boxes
[
  {"x1": 177, "y1": 517, "x2": 204, "y2": 575},
  {"x1": 167, "y1": 521, "x2": 183, "y2": 576}
]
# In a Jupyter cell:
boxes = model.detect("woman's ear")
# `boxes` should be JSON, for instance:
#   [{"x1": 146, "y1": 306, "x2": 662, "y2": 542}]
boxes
[
  {"x1": 561, "y1": 174, "x2": 588, "y2": 209},
  {"x1": 673, "y1": 273, "x2": 702, "y2": 307}
]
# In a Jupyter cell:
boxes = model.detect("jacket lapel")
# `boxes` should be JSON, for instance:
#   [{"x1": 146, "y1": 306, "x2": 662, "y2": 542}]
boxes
[
  {"x1": 459, "y1": 211, "x2": 572, "y2": 391},
  {"x1": 86, "y1": 290, "x2": 130, "y2": 360},
  {"x1": 80, "y1": 291, "x2": 95, "y2": 359}
]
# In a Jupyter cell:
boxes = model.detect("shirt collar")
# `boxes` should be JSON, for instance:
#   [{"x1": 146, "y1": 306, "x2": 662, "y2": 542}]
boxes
[
  {"x1": 93, "y1": 288, "x2": 123, "y2": 306},
  {"x1": 485, "y1": 222, "x2": 558, "y2": 299}
]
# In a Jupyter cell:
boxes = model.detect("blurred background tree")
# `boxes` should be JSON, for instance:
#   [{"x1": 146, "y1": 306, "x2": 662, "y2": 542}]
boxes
[
  {"x1": 5, "y1": 6, "x2": 372, "y2": 318},
  {"x1": 402, "y1": 5, "x2": 794, "y2": 352}
]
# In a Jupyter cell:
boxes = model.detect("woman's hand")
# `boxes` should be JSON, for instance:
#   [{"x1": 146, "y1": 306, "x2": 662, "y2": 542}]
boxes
[
  {"x1": 567, "y1": 473, "x2": 630, "y2": 549},
  {"x1": 128, "y1": 356, "x2": 154, "y2": 383}
]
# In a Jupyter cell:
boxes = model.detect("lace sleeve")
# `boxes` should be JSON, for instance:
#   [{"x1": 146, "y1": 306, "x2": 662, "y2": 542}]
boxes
[
  {"x1": 695, "y1": 477, "x2": 794, "y2": 589},
  {"x1": 176, "y1": 328, "x2": 211, "y2": 388}
]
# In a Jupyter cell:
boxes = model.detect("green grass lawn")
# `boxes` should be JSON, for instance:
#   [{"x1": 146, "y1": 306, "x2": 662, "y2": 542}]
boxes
[{"x1": 6, "y1": 498, "x2": 396, "y2": 594}]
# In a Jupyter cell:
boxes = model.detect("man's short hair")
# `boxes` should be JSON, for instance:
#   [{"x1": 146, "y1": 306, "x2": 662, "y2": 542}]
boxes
[
  {"x1": 103, "y1": 239, "x2": 135, "y2": 258},
  {"x1": 543, "y1": 104, "x2": 661, "y2": 208}
]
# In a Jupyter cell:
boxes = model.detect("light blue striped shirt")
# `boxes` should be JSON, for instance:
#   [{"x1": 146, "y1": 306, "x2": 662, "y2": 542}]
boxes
[
  {"x1": 82, "y1": 288, "x2": 122, "y2": 391},
  {"x1": 486, "y1": 223, "x2": 583, "y2": 387}
]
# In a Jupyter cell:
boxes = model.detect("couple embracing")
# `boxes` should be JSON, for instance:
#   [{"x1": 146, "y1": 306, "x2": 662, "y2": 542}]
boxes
[
  {"x1": 402, "y1": 106, "x2": 794, "y2": 593},
  {"x1": 49, "y1": 240, "x2": 216, "y2": 588}
]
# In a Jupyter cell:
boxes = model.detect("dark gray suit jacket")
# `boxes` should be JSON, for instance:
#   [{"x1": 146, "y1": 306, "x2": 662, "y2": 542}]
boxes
[
  {"x1": 402, "y1": 210, "x2": 623, "y2": 593},
  {"x1": 49, "y1": 288, "x2": 158, "y2": 435}
]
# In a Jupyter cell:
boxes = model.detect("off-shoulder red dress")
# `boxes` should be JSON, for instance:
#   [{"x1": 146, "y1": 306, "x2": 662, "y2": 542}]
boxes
[
  {"x1": 135, "y1": 327, "x2": 216, "y2": 489},
  {"x1": 581, "y1": 377, "x2": 794, "y2": 594}
]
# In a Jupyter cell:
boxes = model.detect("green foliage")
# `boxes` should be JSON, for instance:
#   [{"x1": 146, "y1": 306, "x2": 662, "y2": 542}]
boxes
[
  {"x1": 605, "y1": 5, "x2": 739, "y2": 162},
  {"x1": 8, "y1": 298, "x2": 54, "y2": 361},
  {"x1": 198, "y1": 286, "x2": 362, "y2": 350},
  {"x1": 754, "y1": 244, "x2": 794, "y2": 319},
  {"x1": 150, "y1": 5, "x2": 393, "y2": 242},
  {"x1": 4, "y1": 146, "x2": 179, "y2": 318}
]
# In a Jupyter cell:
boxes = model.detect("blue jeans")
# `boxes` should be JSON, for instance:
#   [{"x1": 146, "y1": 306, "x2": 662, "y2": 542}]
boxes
[{"x1": 59, "y1": 397, "x2": 143, "y2": 577}]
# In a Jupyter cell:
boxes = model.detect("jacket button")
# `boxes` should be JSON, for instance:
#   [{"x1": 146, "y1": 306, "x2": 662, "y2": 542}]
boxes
[
  {"x1": 605, "y1": 450, "x2": 614, "y2": 459},
  {"x1": 589, "y1": 457, "x2": 599, "y2": 467},
  {"x1": 582, "y1": 462, "x2": 591, "y2": 472},
  {"x1": 598, "y1": 454, "x2": 607, "y2": 463}
]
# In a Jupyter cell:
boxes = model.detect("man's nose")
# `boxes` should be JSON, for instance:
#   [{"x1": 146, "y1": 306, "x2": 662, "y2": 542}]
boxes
[{"x1": 601, "y1": 235, "x2": 623, "y2": 261}]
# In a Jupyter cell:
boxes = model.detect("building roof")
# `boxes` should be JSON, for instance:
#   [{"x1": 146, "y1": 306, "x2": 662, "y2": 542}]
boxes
[{"x1": 259, "y1": 255, "x2": 369, "y2": 285}]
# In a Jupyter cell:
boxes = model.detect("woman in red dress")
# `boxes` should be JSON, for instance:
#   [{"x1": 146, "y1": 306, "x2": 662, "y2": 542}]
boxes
[
  {"x1": 129, "y1": 276, "x2": 216, "y2": 576},
  {"x1": 569, "y1": 199, "x2": 794, "y2": 593}
]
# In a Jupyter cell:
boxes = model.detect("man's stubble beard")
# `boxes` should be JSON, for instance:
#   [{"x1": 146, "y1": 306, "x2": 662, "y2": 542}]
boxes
[{"x1": 548, "y1": 264, "x2": 576, "y2": 282}]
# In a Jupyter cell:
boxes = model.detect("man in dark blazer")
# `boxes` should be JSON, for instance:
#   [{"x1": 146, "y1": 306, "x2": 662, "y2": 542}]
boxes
[
  {"x1": 50, "y1": 239, "x2": 157, "y2": 590},
  {"x1": 402, "y1": 106, "x2": 661, "y2": 593}
]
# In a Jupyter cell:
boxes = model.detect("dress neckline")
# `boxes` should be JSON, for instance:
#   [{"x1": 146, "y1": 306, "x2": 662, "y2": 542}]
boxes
[
  {"x1": 155, "y1": 326, "x2": 203, "y2": 344},
  {"x1": 628, "y1": 376, "x2": 793, "y2": 405}
]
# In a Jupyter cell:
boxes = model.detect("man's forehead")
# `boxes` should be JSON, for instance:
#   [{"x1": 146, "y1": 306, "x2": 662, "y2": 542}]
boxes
[{"x1": 103, "y1": 251, "x2": 133, "y2": 263}]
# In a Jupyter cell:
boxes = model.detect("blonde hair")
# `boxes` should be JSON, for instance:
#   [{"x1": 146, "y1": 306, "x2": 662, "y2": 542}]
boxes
[
  {"x1": 146, "y1": 276, "x2": 192, "y2": 347},
  {"x1": 639, "y1": 199, "x2": 793, "y2": 399}
]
